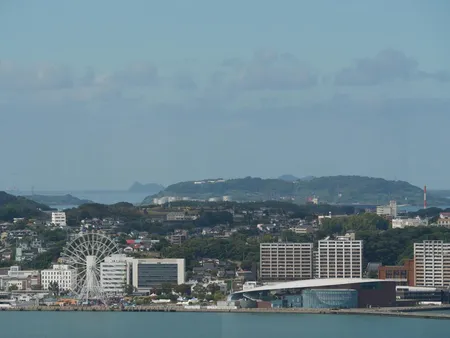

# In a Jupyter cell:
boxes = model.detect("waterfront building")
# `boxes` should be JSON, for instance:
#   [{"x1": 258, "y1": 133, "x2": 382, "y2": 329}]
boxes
[
  {"x1": 314, "y1": 237, "x2": 363, "y2": 279},
  {"x1": 51, "y1": 212, "x2": 67, "y2": 226},
  {"x1": 260, "y1": 243, "x2": 313, "y2": 281},
  {"x1": 302, "y1": 289, "x2": 358, "y2": 309},
  {"x1": 414, "y1": 240, "x2": 450, "y2": 287},
  {"x1": 378, "y1": 259, "x2": 415, "y2": 286},
  {"x1": 40, "y1": 265, "x2": 76, "y2": 291},
  {"x1": 100, "y1": 254, "x2": 130, "y2": 295},
  {"x1": 229, "y1": 278, "x2": 396, "y2": 308},
  {"x1": 128, "y1": 258, "x2": 185, "y2": 292}
]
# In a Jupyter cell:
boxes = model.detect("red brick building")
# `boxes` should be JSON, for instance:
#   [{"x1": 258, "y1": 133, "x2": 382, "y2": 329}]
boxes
[{"x1": 378, "y1": 259, "x2": 415, "y2": 286}]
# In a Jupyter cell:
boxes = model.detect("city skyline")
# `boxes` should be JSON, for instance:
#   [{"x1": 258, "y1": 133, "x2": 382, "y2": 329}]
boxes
[{"x1": 1, "y1": 1, "x2": 450, "y2": 190}]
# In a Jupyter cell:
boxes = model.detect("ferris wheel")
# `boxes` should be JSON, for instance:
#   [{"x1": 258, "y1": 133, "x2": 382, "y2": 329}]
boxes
[{"x1": 61, "y1": 232, "x2": 120, "y2": 302}]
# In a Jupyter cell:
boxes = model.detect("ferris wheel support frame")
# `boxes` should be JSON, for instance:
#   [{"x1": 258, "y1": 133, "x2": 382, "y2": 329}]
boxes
[{"x1": 61, "y1": 233, "x2": 120, "y2": 303}]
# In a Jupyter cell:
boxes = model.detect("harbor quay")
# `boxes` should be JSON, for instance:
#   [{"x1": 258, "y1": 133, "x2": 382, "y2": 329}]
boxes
[{"x1": 3, "y1": 304, "x2": 450, "y2": 320}]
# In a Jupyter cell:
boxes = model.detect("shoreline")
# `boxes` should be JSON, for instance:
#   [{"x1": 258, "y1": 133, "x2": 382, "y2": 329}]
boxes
[{"x1": 3, "y1": 305, "x2": 450, "y2": 320}]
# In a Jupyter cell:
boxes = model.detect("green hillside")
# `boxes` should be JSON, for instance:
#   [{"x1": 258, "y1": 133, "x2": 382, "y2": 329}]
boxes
[
  {"x1": 0, "y1": 191, "x2": 52, "y2": 221},
  {"x1": 145, "y1": 176, "x2": 448, "y2": 206}
]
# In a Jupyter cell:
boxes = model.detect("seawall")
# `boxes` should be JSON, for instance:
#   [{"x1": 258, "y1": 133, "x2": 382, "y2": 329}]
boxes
[{"x1": 2, "y1": 305, "x2": 450, "y2": 320}]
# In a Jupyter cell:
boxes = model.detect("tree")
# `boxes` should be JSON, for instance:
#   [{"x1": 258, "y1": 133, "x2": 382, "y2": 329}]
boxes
[
  {"x1": 213, "y1": 291, "x2": 225, "y2": 302},
  {"x1": 174, "y1": 283, "x2": 191, "y2": 296},
  {"x1": 48, "y1": 281, "x2": 60, "y2": 297},
  {"x1": 160, "y1": 282, "x2": 173, "y2": 295},
  {"x1": 192, "y1": 284, "x2": 207, "y2": 299},
  {"x1": 123, "y1": 284, "x2": 136, "y2": 296},
  {"x1": 207, "y1": 283, "x2": 221, "y2": 294}
]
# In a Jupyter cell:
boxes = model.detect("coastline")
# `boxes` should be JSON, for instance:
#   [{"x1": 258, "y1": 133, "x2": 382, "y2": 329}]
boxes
[{"x1": 3, "y1": 305, "x2": 450, "y2": 320}]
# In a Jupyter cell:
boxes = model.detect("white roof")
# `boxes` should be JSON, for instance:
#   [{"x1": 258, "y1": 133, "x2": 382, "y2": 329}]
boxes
[{"x1": 232, "y1": 278, "x2": 385, "y2": 295}]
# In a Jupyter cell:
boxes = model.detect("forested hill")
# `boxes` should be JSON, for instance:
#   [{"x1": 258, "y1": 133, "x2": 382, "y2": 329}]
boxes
[
  {"x1": 0, "y1": 191, "x2": 52, "y2": 221},
  {"x1": 147, "y1": 176, "x2": 448, "y2": 206},
  {"x1": 23, "y1": 194, "x2": 93, "y2": 206}
]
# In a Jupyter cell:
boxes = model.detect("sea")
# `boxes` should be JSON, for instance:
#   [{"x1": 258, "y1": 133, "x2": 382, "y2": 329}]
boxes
[
  {"x1": 0, "y1": 312, "x2": 447, "y2": 338},
  {"x1": 9, "y1": 189, "x2": 450, "y2": 211}
]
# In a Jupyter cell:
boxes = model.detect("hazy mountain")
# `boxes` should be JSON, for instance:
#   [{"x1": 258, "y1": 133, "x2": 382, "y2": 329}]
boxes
[
  {"x1": 146, "y1": 175, "x2": 446, "y2": 206},
  {"x1": 278, "y1": 174, "x2": 300, "y2": 181}
]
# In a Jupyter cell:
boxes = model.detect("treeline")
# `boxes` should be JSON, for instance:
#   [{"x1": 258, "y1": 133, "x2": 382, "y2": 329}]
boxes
[
  {"x1": 320, "y1": 213, "x2": 389, "y2": 235},
  {"x1": 359, "y1": 227, "x2": 450, "y2": 266},
  {"x1": 162, "y1": 233, "x2": 260, "y2": 270},
  {"x1": 65, "y1": 202, "x2": 142, "y2": 225}
]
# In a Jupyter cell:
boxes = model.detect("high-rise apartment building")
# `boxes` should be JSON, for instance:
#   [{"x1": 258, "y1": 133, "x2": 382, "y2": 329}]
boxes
[
  {"x1": 315, "y1": 238, "x2": 363, "y2": 278},
  {"x1": 414, "y1": 240, "x2": 450, "y2": 287},
  {"x1": 259, "y1": 243, "x2": 313, "y2": 281}
]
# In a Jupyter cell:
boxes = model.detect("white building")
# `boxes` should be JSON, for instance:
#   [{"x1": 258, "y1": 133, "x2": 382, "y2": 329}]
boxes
[
  {"x1": 414, "y1": 240, "x2": 450, "y2": 287},
  {"x1": 315, "y1": 238, "x2": 363, "y2": 279},
  {"x1": 166, "y1": 212, "x2": 194, "y2": 221},
  {"x1": 260, "y1": 243, "x2": 313, "y2": 281},
  {"x1": 392, "y1": 217, "x2": 428, "y2": 229},
  {"x1": 0, "y1": 266, "x2": 40, "y2": 291},
  {"x1": 128, "y1": 258, "x2": 185, "y2": 292},
  {"x1": 51, "y1": 212, "x2": 67, "y2": 226},
  {"x1": 7, "y1": 266, "x2": 39, "y2": 279},
  {"x1": 437, "y1": 213, "x2": 450, "y2": 228},
  {"x1": 376, "y1": 200, "x2": 397, "y2": 218},
  {"x1": 100, "y1": 254, "x2": 131, "y2": 295},
  {"x1": 40, "y1": 265, "x2": 76, "y2": 291}
]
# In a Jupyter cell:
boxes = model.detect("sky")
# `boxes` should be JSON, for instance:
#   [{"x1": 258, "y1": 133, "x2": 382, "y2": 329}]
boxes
[{"x1": 1, "y1": 0, "x2": 449, "y2": 190}]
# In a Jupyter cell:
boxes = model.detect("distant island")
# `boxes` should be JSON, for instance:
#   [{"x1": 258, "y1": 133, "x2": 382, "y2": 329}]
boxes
[
  {"x1": 128, "y1": 182, "x2": 165, "y2": 193},
  {"x1": 23, "y1": 194, "x2": 93, "y2": 206},
  {"x1": 144, "y1": 175, "x2": 449, "y2": 206}
]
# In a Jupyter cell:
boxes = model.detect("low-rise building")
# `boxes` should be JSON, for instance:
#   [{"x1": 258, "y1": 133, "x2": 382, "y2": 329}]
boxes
[
  {"x1": 437, "y1": 213, "x2": 450, "y2": 228},
  {"x1": 378, "y1": 259, "x2": 415, "y2": 286},
  {"x1": 392, "y1": 217, "x2": 428, "y2": 229},
  {"x1": 166, "y1": 212, "x2": 195, "y2": 221},
  {"x1": 168, "y1": 230, "x2": 188, "y2": 245},
  {"x1": 41, "y1": 265, "x2": 77, "y2": 291},
  {"x1": 376, "y1": 201, "x2": 397, "y2": 218},
  {"x1": 51, "y1": 212, "x2": 67, "y2": 226}
]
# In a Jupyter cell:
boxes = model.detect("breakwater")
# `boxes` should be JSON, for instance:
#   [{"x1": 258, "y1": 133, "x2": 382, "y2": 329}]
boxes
[{"x1": 3, "y1": 305, "x2": 450, "y2": 320}]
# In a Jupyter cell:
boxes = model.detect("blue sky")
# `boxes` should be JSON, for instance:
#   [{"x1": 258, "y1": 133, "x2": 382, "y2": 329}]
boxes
[{"x1": 1, "y1": 0, "x2": 449, "y2": 190}]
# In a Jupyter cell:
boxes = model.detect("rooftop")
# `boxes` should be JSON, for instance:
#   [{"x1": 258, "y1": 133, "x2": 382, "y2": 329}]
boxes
[{"x1": 231, "y1": 278, "x2": 386, "y2": 295}]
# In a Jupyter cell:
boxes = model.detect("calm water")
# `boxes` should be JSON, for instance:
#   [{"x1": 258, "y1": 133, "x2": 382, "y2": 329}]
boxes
[{"x1": 0, "y1": 312, "x2": 447, "y2": 338}]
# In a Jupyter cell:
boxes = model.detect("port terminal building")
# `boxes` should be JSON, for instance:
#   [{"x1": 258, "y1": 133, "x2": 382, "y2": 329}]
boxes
[{"x1": 228, "y1": 278, "x2": 396, "y2": 309}]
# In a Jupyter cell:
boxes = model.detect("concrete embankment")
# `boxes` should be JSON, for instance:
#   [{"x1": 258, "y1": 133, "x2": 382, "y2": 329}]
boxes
[{"x1": 3, "y1": 305, "x2": 450, "y2": 320}]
